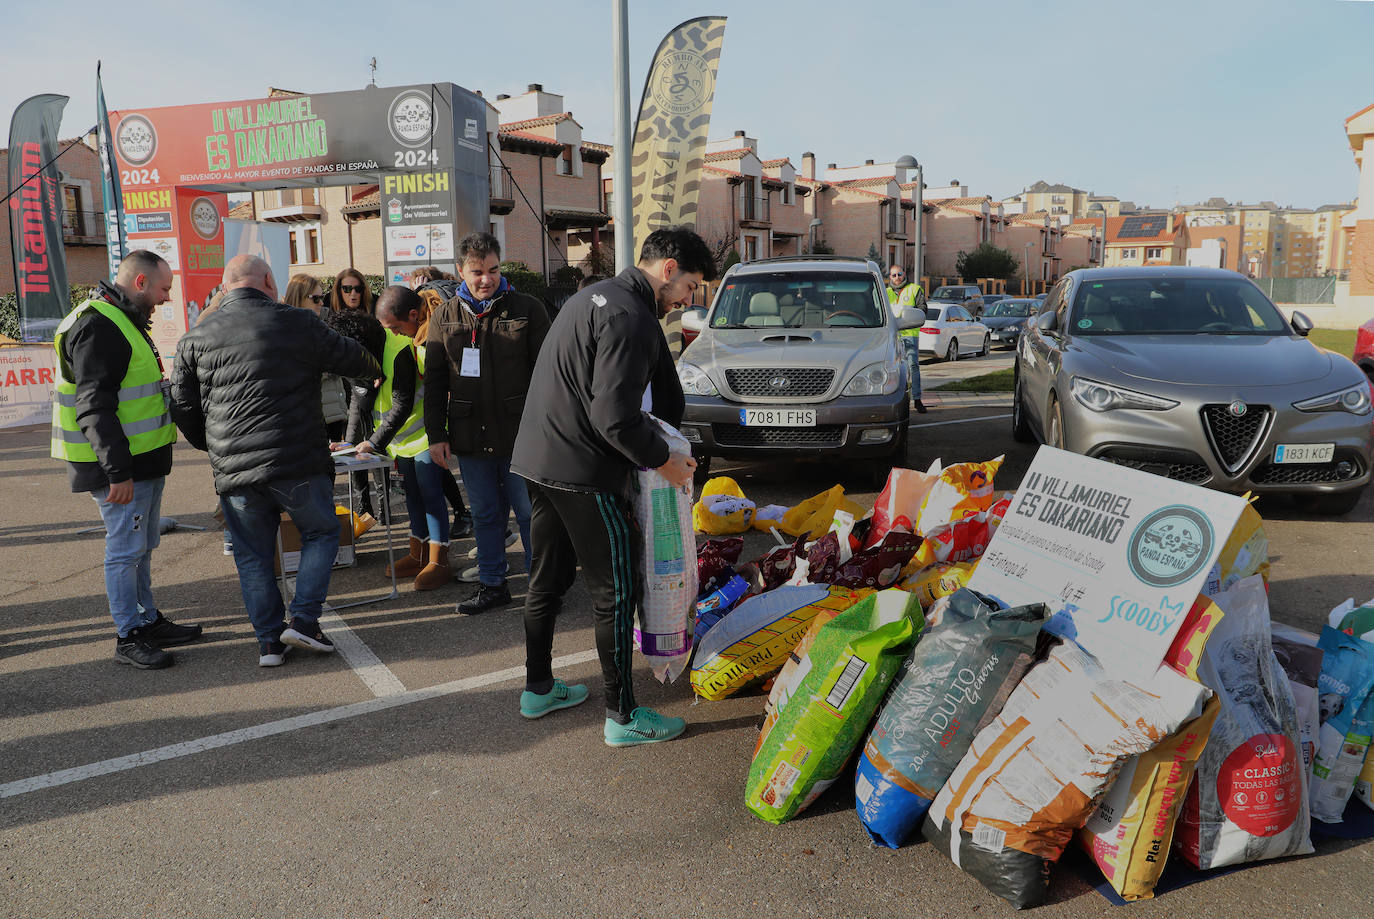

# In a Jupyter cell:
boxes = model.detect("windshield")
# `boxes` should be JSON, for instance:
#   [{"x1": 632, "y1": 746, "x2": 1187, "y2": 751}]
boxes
[
  {"x1": 1069, "y1": 277, "x2": 1290, "y2": 336},
  {"x1": 989, "y1": 300, "x2": 1032, "y2": 317},
  {"x1": 708, "y1": 271, "x2": 887, "y2": 329},
  {"x1": 931, "y1": 287, "x2": 964, "y2": 300}
]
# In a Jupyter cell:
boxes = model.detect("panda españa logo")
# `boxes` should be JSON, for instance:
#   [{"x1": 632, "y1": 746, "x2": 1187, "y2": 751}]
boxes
[{"x1": 1126, "y1": 505, "x2": 1214, "y2": 588}]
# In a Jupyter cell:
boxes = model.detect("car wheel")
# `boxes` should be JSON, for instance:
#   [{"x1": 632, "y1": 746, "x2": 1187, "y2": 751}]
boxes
[
  {"x1": 1294, "y1": 488, "x2": 1364, "y2": 516},
  {"x1": 1011, "y1": 367, "x2": 1035, "y2": 444},
  {"x1": 946, "y1": 338, "x2": 959, "y2": 362},
  {"x1": 974, "y1": 333, "x2": 988, "y2": 357},
  {"x1": 692, "y1": 453, "x2": 712, "y2": 486},
  {"x1": 1047, "y1": 393, "x2": 1067, "y2": 450}
]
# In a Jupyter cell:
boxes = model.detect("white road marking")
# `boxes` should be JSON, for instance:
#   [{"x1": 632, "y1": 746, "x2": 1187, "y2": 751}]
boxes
[
  {"x1": 0, "y1": 649, "x2": 601, "y2": 800},
  {"x1": 911, "y1": 413, "x2": 1012, "y2": 429},
  {"x1": 318, "y1": 608, "x2": 407, "y2": 697}
]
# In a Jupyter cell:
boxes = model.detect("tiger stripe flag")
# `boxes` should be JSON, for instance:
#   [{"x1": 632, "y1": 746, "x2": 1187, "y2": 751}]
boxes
[{"x1": 629, "y1": 16, "x2": 727, "y2": 252}]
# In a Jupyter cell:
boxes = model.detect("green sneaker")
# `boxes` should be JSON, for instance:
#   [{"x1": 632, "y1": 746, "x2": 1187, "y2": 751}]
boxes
[
  {"x1": 519, "y1": 679, "x2": 589, "y2": 719},
  {"x1": 603, "y1": 707, "x2": 686, "y2": 747}
]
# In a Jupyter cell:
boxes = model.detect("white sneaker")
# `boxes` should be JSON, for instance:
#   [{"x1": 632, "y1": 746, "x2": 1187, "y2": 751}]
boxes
[
  {"x1": 258, "y1": 642, "x2": 290, "y2": 667},
  {"x1": 458, "y1": 565, "x2": 482, "y2": 583},
  {"x1": 466, "y1": 530, "x2": 518, "y2": 559}
]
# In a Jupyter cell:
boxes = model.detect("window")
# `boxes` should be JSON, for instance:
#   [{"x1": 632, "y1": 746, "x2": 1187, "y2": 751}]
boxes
[
  {"x1": 556, "y1": 145, "x2": 574, "y2": 176},
  {"x1": 1121, "y1": 248, "x2": 1138, "y2": 259},
  {"x1": 289, "y1": 224, "x2": 322, "y2": 265},
  {"x1": 781, "y1": 182, "x2": 793, "y2": 206},
  {"x1": 1145, "y1": 247, "x2": 1163, "y2": 260},
  {"x1": 709, "y1": 271, "x2": 885, "y2": 329},
  {"x1": 744, "y1": 235, "x2": 759, "y2": 262},
  {"x1": 62, "y1": 185, "x2": 82, "y2": 236},
  {"x1": 1051, "y1": 194, "x2": 1065, "y2": 204}
]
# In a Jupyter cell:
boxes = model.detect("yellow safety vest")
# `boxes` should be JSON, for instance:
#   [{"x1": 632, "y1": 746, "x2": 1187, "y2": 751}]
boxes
[
  {"x1": 888, "y1": 283, "x2": 925, "y2": 340},
  {"x1": 372, "y1": 328, "x2": 428, "y2": 459},
  {"x1": 51, "y1": 298, "x2": 176, "y2": 463}
]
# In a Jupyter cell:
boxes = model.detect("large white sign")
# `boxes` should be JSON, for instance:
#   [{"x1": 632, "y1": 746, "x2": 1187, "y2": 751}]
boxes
[
  {"x1": 385, "y1": 224, "x2": 454, "y2": 262},
  {"x1": 0, "y1": 345, "x2": 58, "y2": 430},
  {"x1": 969, "y1": 446, "x2": 1246, "y2": 677}
]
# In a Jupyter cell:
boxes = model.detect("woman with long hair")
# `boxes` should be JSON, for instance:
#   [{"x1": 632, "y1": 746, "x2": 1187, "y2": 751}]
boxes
[
  {"x1": 329, "y1": 268, "x2": 373, "y2": 314},
  {"x1": 283, "y1": 273, "x2": 327, "y2": 314}
]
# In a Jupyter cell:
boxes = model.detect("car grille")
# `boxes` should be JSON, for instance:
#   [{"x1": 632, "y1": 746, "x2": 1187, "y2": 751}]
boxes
[
  {"x1": 724, "y1": 368, "x2": 834, "y2": 398},
  {"x1": 1251, "y1": 453, "x2": 1366, "y2": 485},
  {"x1": 1101, "y1": 456, "x2": 1212, "y2": 485},
  {"x1": 1200, "y1": 404, "x2": 1272, "y2": 472},
  {"x1": 713, "y1": 424, "x2": 845, "y2": 448}
]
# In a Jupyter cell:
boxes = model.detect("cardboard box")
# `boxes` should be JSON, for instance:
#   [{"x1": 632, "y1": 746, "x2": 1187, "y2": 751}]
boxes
[{"x1": 277, "y1": 506, "x2": 355, "y2": 574}]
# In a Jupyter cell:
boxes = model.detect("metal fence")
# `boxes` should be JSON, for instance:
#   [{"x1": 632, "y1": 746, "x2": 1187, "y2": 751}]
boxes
[{"x1": 1252, "y1": 277, "x2": 1337, "y2": 304}]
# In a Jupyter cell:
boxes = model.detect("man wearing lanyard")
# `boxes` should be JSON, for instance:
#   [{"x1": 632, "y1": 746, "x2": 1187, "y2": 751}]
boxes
[
  {"x1": 52, "y1": 249, "x2": 202, "y2": 669},
  {"x1": 425, "y1": 233, "x2": 550, "y2": 615},
  {"x1": 886, "y1": 265, "x2": 927, "y2": 413}
]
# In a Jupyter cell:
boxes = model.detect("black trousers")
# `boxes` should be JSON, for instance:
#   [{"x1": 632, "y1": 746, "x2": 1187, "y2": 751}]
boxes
[{"x1": 524, "y1": 481, "x2": 639, "y2": 720}]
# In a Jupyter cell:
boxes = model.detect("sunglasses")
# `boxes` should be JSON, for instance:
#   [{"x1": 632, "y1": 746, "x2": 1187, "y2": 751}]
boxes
[
  {"x1": 308, "y1": 294, "x2": 324, "y2": 304},
  {"x1": 339, "y1": 284, "x2": 363, "y2": 294},
  {"x1": 890, "y1": 273, "x2": 905, "y2": 279}
]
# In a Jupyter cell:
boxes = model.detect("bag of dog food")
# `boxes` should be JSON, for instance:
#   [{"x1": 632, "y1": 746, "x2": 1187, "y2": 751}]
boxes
[
  {"x1": 1308, "y1": 626, "x2": 1374, "y2": 823},
  {"x1": 922, "y1": 636, "x2": 1210, "y2": 909},
  {"x1": 916, "y1": 457, "x2": 1004, "y2": 535},
  {"x1": 856, "y1": 589, "x2": 1047, "y2": 848},
  {"x1": 1077, "y1": 696, "x2": 1222, "y2": 900},
  {"x1": 780, "y1": 485, "x2": 865, "y2": 541},
  {"x1": 748, "y1": 590, "x2": 922, "y2": 824},
  {"x1": 633, "y1": 418, "x2": 697, "y2": 682},
  {"x1": 1270, "y1": 623, "x2": 1324, "y2": 769},
  {"x1": 908, "y1": 494, "x2": 1012, "y2": 570},
  {"x1": 692, "y1": 476, "x2": 755, "y2": 535},
  {"x1": 1175, "y1": 576, "x2": 1313, "y2": 869},
  {"x1": 1203, "y1": 500, "x2": 1270, "y2": 597},
  {"x1": 867, "y1": 462, "x2": 942, "y2": 548},
  {"x1": 900, "y1": 560, "x2": 979, "y2": 607},
  {"x1": 690, "y1": 585, "x2": 831, "y2": 701}
]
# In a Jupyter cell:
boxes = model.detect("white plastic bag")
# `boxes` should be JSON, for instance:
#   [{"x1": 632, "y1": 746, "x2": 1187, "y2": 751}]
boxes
[{"x1": 633, "y1": 416, "x2": 697, "y2": 682}]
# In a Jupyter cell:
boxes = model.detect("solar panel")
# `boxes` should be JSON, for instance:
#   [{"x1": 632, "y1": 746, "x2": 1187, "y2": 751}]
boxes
[{"x1": 1117, "y1": 215, "x2": 1168, "y2": 239}]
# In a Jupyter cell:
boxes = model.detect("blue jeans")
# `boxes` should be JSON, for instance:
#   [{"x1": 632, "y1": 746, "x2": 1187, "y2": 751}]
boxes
[
  {"x1": 456, "y1": 455, "x2": 531, "y2": 586},
  {"x1": 92, "y1": 477, "x2": 165, "y2": 636},
  {"x1": 398, "y1": 450, "x2": 450, "y2": 545},
  {"x1": 220, "y1": 474, "x2": 338, "y2": 644},
  {"x1": 903, "y1": 337, "x2": 923, "y2": 401}
]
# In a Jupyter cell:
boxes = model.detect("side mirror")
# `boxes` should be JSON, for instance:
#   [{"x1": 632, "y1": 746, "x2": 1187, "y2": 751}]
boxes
[
  {"x1": 681, "y1": 306, "x2": 707, "y2": 334},
  {"x1": 1035, "y1": 311, "x2": 1059, "y2": 333},
  {"x1": 897, "y1": 310, "x2": 924, "y2": 331},
  {"x1": 1290, "y1": 310, "x2": 1313, "y2": 338}
]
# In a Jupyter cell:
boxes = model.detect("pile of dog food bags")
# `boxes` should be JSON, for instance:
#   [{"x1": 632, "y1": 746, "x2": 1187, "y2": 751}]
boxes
[{"x1": 680, "y1": 460, "x2": 1374, "y2": 908}]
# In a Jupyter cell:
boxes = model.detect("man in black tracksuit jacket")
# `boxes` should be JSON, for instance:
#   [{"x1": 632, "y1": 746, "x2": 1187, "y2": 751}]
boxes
[{"x1": 510, "y1": 227, "x2": 716, "y2": 747}]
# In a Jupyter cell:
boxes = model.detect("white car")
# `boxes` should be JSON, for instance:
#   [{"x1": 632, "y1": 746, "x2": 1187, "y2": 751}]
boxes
[{"x1": 917, "y1": 302, "x2": 990, "y2": 361}]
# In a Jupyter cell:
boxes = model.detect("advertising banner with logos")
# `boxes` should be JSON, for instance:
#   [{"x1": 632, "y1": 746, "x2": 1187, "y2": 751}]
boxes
[
  {"x1": 0, "y1": 345, "x2": 58, "y2": 430},
  {"x1": 102, "y1": 82, "x2": 488, "y2": 355},
  {"x1": 6, "y1": 94, "x2": 71, "y2": 340},
  {"x1": 968, "y1": 445, "x2": 1246, "y2": 678}
]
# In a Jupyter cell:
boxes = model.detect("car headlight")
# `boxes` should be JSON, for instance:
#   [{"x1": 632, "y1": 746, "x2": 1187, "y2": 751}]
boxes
[
  {"x1": 1070, "y1": 376, "x2": 1179, "y2": 412},
  {"x1": 677, "y1": 362, "x2": 718, "y2": 396},
  {"x1": 1293, "y1": 383, "x2": 1373, "y2": 415},
  {"x1": 842, "y1": 359, "x2": 902, "y2": 397}
]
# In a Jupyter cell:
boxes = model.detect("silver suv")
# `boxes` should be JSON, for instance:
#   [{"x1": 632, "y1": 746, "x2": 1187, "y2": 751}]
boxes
[
  {"x1": 930, "y1": 284, "x2": 986, "y2": 318},
  {"x1": 677, "y1": 255, "x2": 920, "y2": 484}
]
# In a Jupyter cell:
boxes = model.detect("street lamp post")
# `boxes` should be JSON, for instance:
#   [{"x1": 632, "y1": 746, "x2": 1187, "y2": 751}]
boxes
[
  {"x1": 1024, "y1": 242, "x2": 1033, "y2": 296},
  {"x1": 896, "y1": 154, "x2": 922, "y2": 284},
  {"x1": 1088, "y1": 202, "x2": 1107, "y2": 269}
]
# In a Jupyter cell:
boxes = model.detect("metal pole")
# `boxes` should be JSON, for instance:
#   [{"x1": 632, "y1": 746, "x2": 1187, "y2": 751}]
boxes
[
  {"x1": 1025, "y1": 242, "x2": 1032, "y2": 295},
  {"x1": 612, "y1": 0, "x2": 635, "y2": 272},
  {"x1": 913, "y1": 163, "x2": 924, "y2": 285}
]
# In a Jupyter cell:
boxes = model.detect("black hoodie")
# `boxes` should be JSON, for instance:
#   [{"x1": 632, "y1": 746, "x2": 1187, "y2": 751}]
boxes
[
  {"x1": 511, "y1": 267, "x2": 683, "y2": 494},
  {"x1": 56, "y1": 280, "x2": 174, "y2": 493}
]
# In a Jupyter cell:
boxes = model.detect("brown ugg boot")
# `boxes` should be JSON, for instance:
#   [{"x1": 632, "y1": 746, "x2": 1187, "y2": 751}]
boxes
[
  {"x1": 386, "y1": 536, "x2": 427, "y2": 579},
  {"x1": 413, "y1": 542, "x2": 452, "y2": 591}
]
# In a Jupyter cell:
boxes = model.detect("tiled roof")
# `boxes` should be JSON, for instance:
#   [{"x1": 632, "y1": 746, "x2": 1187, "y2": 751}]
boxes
[
  {"x1": 341, "y1": 188, "x2": 380, "y2": 214},
  {"x1": 1104, "y1": 214, "x2": 1181, "y2": 245},
  {"x1": 839, "y1": 187, "x2": 894, "y2": 201},
  {"x1": 836, "y1": 176, "x2": 898, "y2": 188},
  {"x1": 795, "y1": 175, "x2": 828, "y2": 187},
  {"x1": 500, "y1": 112, "x2": 574, "y2": 131},
  {"x1": 268, "y1": 87, "x2": 304, "y2": 97},
  {"x1": 760, "y1": 157, "x2": 789, "y2": 167},
  {"x1": 929, "y1": 196, "x2": 991, "y2": 208},
  {"x1": 499, "y1": 129, "x2": 563, "y2": 150},
  {"x1": 228, "y1": 201, "x2": 254, "y2": 220},
  {"x1": 936, "y1": 205, "x2": 986, "y2": 218},
  {"x1": 583, "y1": 140, "x2": 612, "y2": 154},
  {"x1": 705, "y1": 148, "x2": 750, "y2": 162},
  {"x1": 704, "y1": 164, "x2": 743, "y2": 178}
]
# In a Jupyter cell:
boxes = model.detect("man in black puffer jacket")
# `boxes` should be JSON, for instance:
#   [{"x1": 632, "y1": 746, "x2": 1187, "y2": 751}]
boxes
[{"x1": 170, "y1": 255, "x2": 380, "y2": 667}]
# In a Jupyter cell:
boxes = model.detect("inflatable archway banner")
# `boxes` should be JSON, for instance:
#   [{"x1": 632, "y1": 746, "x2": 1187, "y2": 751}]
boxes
[{"x1": 107, "y1": 83, "x2": 488, "y2": 357}]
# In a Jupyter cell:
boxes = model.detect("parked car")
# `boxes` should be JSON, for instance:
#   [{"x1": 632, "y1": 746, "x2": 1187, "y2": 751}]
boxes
[
  {"x1": 1013, "y1": 267, "x2": 1373, "y2": 514},
  {"x1": 1356, "y1": 315, "x2": 1374, "y2": 383},
  {"x1": 981, "y1": 297, "x2": 1039, "y2": 349},
  {"x1": 980, "y1": 293, "x2": 1009, "y2": 311},
  {"x1": 930, "y1": 284, "x2": 986, "y2": 318},
  {"x1": 918, "y1": 302, "x2": 990, "y2": 361},
  {"x1": 678, "y1": 255, "x2": 919, "y2": 484}
]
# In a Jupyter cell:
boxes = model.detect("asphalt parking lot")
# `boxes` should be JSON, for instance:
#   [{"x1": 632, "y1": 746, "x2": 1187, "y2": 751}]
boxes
[{"x1": 2, "y1": 357, "x2": 1371, "y2": 918}]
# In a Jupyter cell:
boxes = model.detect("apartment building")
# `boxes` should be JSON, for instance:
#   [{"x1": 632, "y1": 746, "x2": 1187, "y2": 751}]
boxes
[
  {"x1": 0, "y1": 134, "x2": 110, "y2": 295},
  {"x1": 1178, "y1": 198, "x2": 1353, "y2": 277}
]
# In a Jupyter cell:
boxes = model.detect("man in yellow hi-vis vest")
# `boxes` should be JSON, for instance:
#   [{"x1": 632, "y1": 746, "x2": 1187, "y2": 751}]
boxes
[
  {"x1": 52, "y1": 249, "x2": 203, "y2": 670},
  {"x1": 886, "y1": 265, "x2": 927, "y2": 413}
]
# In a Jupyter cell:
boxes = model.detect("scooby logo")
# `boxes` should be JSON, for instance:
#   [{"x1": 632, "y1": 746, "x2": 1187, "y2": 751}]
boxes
[
  {"x1": 116, "y1": 114, "x2": 157, "y2": 166},
  {"x1": 1126, "y1": 505, "x2": 1214, "y2": 588}
]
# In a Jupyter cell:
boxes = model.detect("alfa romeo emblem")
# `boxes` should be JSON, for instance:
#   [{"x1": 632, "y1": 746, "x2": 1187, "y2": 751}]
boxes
[{"x1": 1228, "y1": 400, "x2": 1247, "y2": 417}]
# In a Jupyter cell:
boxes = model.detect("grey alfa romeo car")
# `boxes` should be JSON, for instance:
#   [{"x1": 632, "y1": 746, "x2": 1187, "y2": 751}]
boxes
[
  {"x1": 678, "y1": 255, "x2": 920, "y2": 484},
  {"x1": 1013, "y1": 267, "x2": 1372, "y2": 514}
]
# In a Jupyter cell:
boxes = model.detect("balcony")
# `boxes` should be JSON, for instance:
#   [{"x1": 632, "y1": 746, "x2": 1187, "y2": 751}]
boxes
[
  {"x1": 62, "y1": 209, "x2": 106, "y2": 246},
  {"x1": 886, "y1": 212, "x2": 908, "y2": 237},
  {"x1": 490, "y1": 164, "x2": 514, "y2": 215},
  {"x1": 739, "y1": 194, "x2": 770, "y2": 226}
]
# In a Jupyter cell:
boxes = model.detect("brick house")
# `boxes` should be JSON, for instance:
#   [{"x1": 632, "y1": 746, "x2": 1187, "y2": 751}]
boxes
[
  {"x1": 924, "y1": 197, "x2": 994, "y2": 279},
  {"x1": 1103, "y1": 214, "x2": 1190, "y2": 267},
  {"x1": 1, "y1": 134, "x2": 110, "y2": 295}
]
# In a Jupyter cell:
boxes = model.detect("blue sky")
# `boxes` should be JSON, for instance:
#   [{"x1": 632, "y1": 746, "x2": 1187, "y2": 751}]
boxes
[{"x1": 5, "y1": 0, "x2": 1371, "y2": 209}]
